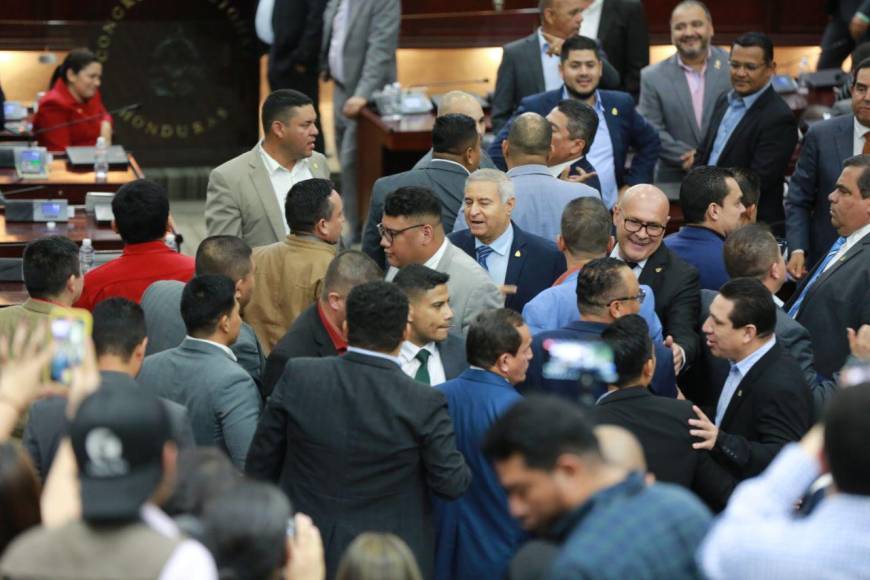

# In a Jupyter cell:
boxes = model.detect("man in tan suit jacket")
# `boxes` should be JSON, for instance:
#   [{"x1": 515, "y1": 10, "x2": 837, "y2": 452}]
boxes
[
  {"x1": 245, "y1": 178, "x2": 344, "y2": 353},
  {"x1": 206, "y1": 89, "x2": 330, "y2": 248}
]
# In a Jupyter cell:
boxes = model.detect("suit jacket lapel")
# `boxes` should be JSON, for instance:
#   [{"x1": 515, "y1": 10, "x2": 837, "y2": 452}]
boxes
[
  {"x1": 667, "y1": 55, "x2": 700, "y2": 140},
  {"x1": 718, "y1": 87, "x2": 773, "y2": 162},
  {"x1": 834, "y1": 115, "x2": 854, "y2": 162},
  {"x1": 721, "y1": 343, "x2": 778, "y2": 427},
  {"x1": 504, "y1": 223, "x2": 528, "y2": 287},
  {"x1": 802, "y1": 237, "x2": 869, "y2": 303},
  {"x1": 523, "y1": 33, "x2": 546, "y2": 92},
  {"x1": 703, "y1": 95, "x2": 728, "y2": 159},
  {"x1": 597, "y1": 1, "x2": 613, "y2": 45},
  {"x1": 599, "y1": 92, "x2": 625, "y2": 159},
  {"x1": 701, "y1": 51, "x2": 727, "y2": 134},
  {"x1": 426, "y1": 161, "x2": 468, "y2": 212},
  {"x1": 638, "y1": 244, "x2": 668, "y2": 292},
  {"x1": 248, "y1": 149, "x2": 285, "y2": 241}
]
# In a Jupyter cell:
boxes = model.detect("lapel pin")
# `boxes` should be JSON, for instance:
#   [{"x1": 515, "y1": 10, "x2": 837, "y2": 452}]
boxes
[
  {"x1": 514, "y1": 250, "x2": 522, "y2": 257},
  {"x1": 714, "y1": 59, "x2": 721, "y2": 69},
  {"x1": 655, "y1": 266, "x2": 663, "y2": 273},
  {"x1": 611, "y1": 107, "x2": 619, "y2": 116},
  {"x1": 737, "y1": 390, "x2": 742, "y2": 398}
]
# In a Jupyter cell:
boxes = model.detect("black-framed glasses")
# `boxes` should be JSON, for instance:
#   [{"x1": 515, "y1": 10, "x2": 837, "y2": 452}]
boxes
[
  {"x1": 377, "y1": 222, "x2": 427, "y2": 244},
  {"x1": 622, "y1": 217, "x2": 666, "y2": 237},
  {"x1": 590, "y1": 288, "x2": 647, "y2": 307}
]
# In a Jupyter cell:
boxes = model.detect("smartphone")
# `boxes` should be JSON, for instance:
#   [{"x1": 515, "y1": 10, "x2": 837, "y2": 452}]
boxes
[{"x1": 47, "y1": 307, "x2": 92, "y2": 386}]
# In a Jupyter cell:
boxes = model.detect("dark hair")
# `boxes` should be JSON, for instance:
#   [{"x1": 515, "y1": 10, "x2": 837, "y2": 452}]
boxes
[
  {"x1": 285, "y1": 178, "x2": 335, "y2": 234},
  {"x1": 393, "y1": 264, "x2": 450, "y2": 301},
  {"x1": 560, "y1": 197, "x2": 611, "y2": 257},
  {"x1": 482, "y1": 396, "x2": 600, "y2": 468},
  {"x1": 346, "y1": 281, "x2": 409, "y2": 352},
  {"x1": 196, "y1": 236, "x2": 253, "y2": 281},
  {"x1": 728, "y1": 166, "x2": 761, "y2": 208},
  {"x1": 576, "y1": 257, "x2": 630, "y2": 317},
  {"x1": 717, "y1": 277, "x2": 776, "y2": 337},
  {"x1": 432, "y1": 114, "x2": 478, "y2": 156},
  {"x1": 556, "y1": 99, "x2": 598, "y2": 154},
  {"x1": 92, "y1": 297, "x2": 146, "y2": 360},
  {"x1": 466, "y1": 309, "x2": 525, "y2": 369},
  {"x1": 601, "y1": 315, "x2": 653, "y2": 388},
  {"x1": 163, "y1": 448, "x2": 240, "y2": 518},
  {"x1": 22, "y1": 236, "x2": 80, "y2": 299},
  {"x1": 852, "y1": 56, "x2": 870, "y2": 85},
  {"x1": 336, "y1": 533, "x2": 423, "y2": 580},
  {"x1": 679, "y1": 166, "x2": 735, "y2": 224},
  {"x1": 560, "y1": 35, "x2": 600, "y2": 63},
  {"x1": 842, "y1": 154, "x2": 870, "y2": 199},
  {"x1": 261, "y1": 89, "x2": 313, "y2": 134},
  {"x1": 202, "y1": 479, "x2": 290, "y2": 580},
  {"x1": 112, "y1": 179, "x2": 170, "y2": 244},
  {"x1": 49, "y1": 48, "x2": 98, "y2": 89},
  {"x1": 181, "y1": 275, "x2": 237, "y2": 337},
  {"x1": 507, "y1": 113, "x2": 552, "y2": 158},
  {"x1": 0, "y1": 443, "x2": 41, "y2": 554},
  {"x1": 321, "y1": 250, "x2": 383, "y2": 300},
  {"x1": 732, "y1": 31, "x2": 774, "y2": 65},
  {"x1": 723, "y1": 224, "x2": 780, "y2": 279},
  {"x1": 825, "y1": 382, "x2": 870, "y2": 495},
  {"x1": 383, "y1": 187, "x2": 443, "y2": 223}
]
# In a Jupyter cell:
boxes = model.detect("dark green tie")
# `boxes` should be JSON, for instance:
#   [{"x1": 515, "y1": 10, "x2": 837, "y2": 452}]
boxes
[{"x1": 414, "y1": 348, "x2": 431, "y2": 385}]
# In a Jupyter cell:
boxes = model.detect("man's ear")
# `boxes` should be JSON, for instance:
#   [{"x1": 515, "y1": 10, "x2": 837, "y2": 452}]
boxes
[{"x1": 502, "y1": 139, "x2": 511, "y2": 160}]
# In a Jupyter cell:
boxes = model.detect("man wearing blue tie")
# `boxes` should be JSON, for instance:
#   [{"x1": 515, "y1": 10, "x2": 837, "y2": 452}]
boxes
[{"x1": 785, "y1": 154, "x2": 870, "y2": 378}]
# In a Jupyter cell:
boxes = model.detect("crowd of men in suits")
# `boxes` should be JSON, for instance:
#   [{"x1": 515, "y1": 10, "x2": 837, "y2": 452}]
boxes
[{"x1": 1, "y1": 1, "x2": 870, "y2": 579}]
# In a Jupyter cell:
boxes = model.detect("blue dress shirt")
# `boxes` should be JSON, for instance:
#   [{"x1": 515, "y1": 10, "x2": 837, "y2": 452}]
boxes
[
  {"x1": 708, "y1": 82, "x2": 771, "y2": 166},
  {"x1": 475, "y1": 223, "x2": 514, "y2": 286},
  {"x1": 580, "y1": 88, "x2": 618, "y2": 208},
  {"x1": 715, "y1": 337, "x2": 777, "y2": 425}
]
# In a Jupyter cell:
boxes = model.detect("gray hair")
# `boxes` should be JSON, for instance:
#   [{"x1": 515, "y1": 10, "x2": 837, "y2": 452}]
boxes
[{"x1": 466, "y1": 169, "x2": 515, "y2": 203}]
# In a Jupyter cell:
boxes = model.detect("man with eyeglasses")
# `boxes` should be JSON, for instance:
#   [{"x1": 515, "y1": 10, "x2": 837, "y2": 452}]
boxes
[
  {"x1": 611, "y1": 184, "x2": 701, "y2": 374},
  {"x1": 694, "y1": 31, "x2": 798, "y2": 234},
  {"x1": 523, "y1": 257, "x2": 677, "y2": 399},
  {"x1": 380, "y1": 186, "x2": 503, "y2": 336}
]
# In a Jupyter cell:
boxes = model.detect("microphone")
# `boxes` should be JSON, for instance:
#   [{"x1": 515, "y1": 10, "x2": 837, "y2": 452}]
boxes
[{"x1": 30, "y1": 102, "x2": 143, "y2": 138}]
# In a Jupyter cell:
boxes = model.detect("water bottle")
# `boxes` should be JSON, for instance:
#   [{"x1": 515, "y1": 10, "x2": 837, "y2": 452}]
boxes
[
  {"x1": 797, "y1": 56, "x2": 810, "y2": 96},
  {"x1": 79, "y1": 238, "x2": 95, "y2": 274},
  {"x1": 164, "y1": 233, "x2": 179, "y2": 253},
  {"x1": 94, "y1": 136, "x2": 109, "y2": 183}
]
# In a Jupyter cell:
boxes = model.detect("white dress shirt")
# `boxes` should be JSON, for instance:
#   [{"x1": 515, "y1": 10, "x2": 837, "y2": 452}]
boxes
[
  {"x1": 328, "y1": 0, "x2": 352, "y2": 85},
  {"x1": 609, "y1": 245, "x2": 647, "y2": 280},
  {"x1": 184, "y1": 336, "x2": 238, "y2": 362},
  {"x1": 398, "y1": 341, "x2": 447, "y2": 386},
  {"x1": 579, "y1": 0, "x2": 604, "y2": 39},
  {"x1": 537, "y1": 28, "x2": 564, "y2": 91},
  {"x1": 549, "y1": 155, "x2": 585, "y2": 178},
  {"x1": 346, "y1": 346, "x2": 402, "y2": 366},
  {"x1": 141, "y1": 504, "x2": 218, "y2": 580},
  {"x1": 475, "y1": 223, "x2": 514, "y2": 286},
  {"x1": 258, "y1": 143, "x2": 314, "y2": 234},
  {"x1": 386, "y1": 238, "x2": 450, "y2": 281},
  {"x1": 254, "y1": 0, "x2": 275, "y2": 44},
  {"x1": 853, "y1": 116, "x2": 870, "y2": 156},
  {"x1": 715, "y1": 336, "x2": 777, "y2": 426},
  {"x1": 824, "y1": 222, "x2": 870, "y2": 273}
]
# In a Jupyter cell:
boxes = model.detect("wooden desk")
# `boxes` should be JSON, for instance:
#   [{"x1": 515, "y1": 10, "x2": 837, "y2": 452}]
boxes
[
  {"x1": 0, "y1": 155, "x2": 144, "y2": 204},
  {"x1": 0, "y1": 209, "x2": 123, "y2": 258}
]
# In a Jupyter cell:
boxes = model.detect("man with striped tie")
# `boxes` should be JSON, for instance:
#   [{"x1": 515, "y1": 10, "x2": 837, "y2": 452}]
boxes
[{"x1": 785, "y1": 154, "x2": 870, "y2": 378}]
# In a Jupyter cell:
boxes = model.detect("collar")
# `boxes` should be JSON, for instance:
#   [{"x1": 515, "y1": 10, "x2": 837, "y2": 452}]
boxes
[
  {"x1": 429, "y1": 158, "x2": 470, "y2": 174},
  {"x1": 546, "y1": 472, "x2": 646, "y2": 541},
  {"x1": 772, "y1": 293, "x2": 784, "y2": 308},
  {"x1": 346, "y1": 346, "x2": 402, "y2": 367},
  {"x1": 845, "y1": 222, "x2": 870, "y2": 246},
  {"x1": 537, "y1": 27, "x2": 554, "y2": 55},
  {"x1": 140, "y1": 504, "x2": 182, "y2": 539},
  {"x1": 507, "y1": 164, "x2": 552, "y2": 178},
  {"x1": 727, "y1": 82, "x2": 770, "y2": 110},
  {"x1": 184, "y1": 336, "x2": 238, "y2": 361},
  {"x1": 24, "y1": 297, "x2": 66, "y2": 313},
  {"x1": 679, "y1": 224, "x2": 725, "y2": 241},
  {"x1": 553, "y1": 264, "x2": 582, "y2": 287},
  {"x1": 399, "y1": 340, "x2": 437, "y2": 363},
  {"x1": 596, "y1": 386, "x2": 652, "y2": 405},
  {"x1": 258, "y1": 141, "x2": 309, "y2": 175},
  {"x1": 732, "y1": 335, "x2": 776, "y2": 373},
  {"x1": 676, "y1": 49, "x2": 711, "y2": 73},
  {"x1": 475, "y1": 222, "x2": 513, "y2": 256},
  {"x1": 609, "y1": 245, "x2": 649, "y2": 271},
  {"x1": 122, "y1": 240, "x2": 176, "y2": 256},
  {"x1": 561, "y1": 87, "x2": 603, "y2": 112},
  {"x1": 461, "y1": 367, "x2": 514, "y2": 387},
  {"x1": 854, "y1": 116, "x2": 870, "y2": 140},
  {"x1": 566, "y1": 319, "x2": 610, "y2": 334},
  {"x1": 316, "y1": 302, "x2": 347, "y2": 353},
  {"x1": 548, "y1": 155, "x2": 585, "y2": 177},
  {"x1": 423, "y1": 238, "x2": 450, "y2": 270},
  {"x1": 51, "y1": 77, "x2": 87, "y2": 107}
]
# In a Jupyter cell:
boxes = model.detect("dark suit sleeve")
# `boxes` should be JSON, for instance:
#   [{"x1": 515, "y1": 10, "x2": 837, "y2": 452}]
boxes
[
  {"x1": 491, "y1": 49, "x2": 520, "y2": 135},
  {"x1": 785, "y1": 126, "x2": 821, "y2": 254},
  {"x1": 245, "y1": 376, "x2": 290, "y2": 482},
  {"x1": 361, "y1": 184, "x2": 387, "y2": 268},
  {"x1": 777, "y1": 317, "x2": 830, "y2": 418},
  {"x1": 666, "y1": 263, "x2": 701, "y2": 367},
  {"x1": 621, "y1": 0, "x2": 650, "y2": 97},
  {"x1": 750, "y1": 108, "x2": 799, "y2": 207},
  {"x1": 419, "y1": 391, "x2": 471, "y2": 499},
  {"x1": 695, "y1": 97, "x2": 725, "y2": 166},
  {"x1": 624, "y1": 103, "x2": 661, "y2": 185},
  {"x1": 289, "y1": 0, "x2": 328, "y2": 66},
  {"x1": 692, "y1": 451, "x2": 738, "y2": 512},
  {"x1": 262, "y1": 349, "x2": 289, "y2": 399},
  {"x1": 599, "y1": 51, "x2": 622, "y2": 91},
  {"x1": 218, "y1": 374, "x2": 263, "y2": 470}
]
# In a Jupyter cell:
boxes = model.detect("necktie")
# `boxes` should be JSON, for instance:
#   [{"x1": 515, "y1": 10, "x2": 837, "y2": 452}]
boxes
[
  {"x1": 414, "y1": 349, "x2": 431, "y2": 385},
  {"x1": 624, "y1": 260, "x2": 639, "y2": 270},
  {"x1": 787, "y1": 237, "x2": 847, "y2": 318},
  {"x1": 476, "y1": 245, "x2": 494, "y2": 271},
  {"x1": 864, "y1": 131, "x2": 870, "y2": 155},
  {"x1": 715, "y1": 364, "x2": 742, "y2": 426}
]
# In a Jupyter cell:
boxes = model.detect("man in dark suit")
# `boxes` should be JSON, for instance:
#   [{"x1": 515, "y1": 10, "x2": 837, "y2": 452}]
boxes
[
  {"x1": 393, "y1": 265, "x2": 469, "y2": 385},
  {"x1": 245, "y1": 281, "x2": 471, "y2": 579},
  {"x1": 587, "y1": 0, "x2": 650, "y2": 98},
  {"x1": 664, "y1": 166, "x2": 746, "y2": 291},
  {"x1": 695, "y1": 32, "x2": 798, "y2": 232},
  {"x1": 691, "y1": 278, "x2": 812, "y2": 491},
  {"x1": 489, "y1": 35, "x2": 660, "y2": 209},
  {"x1": 786, "y1": 58, "x2": 870, "y2": 275},
  {"x1": 524, "y1": 257, "x2": 676, "y2": 400},
  {"x1": 612, "y1": 184, "x2": 701, "y2": 371},
  {"x1": 23, "y1": 298, "x2": 194, "y2": 481},
  {"x1": 786, "y1": 154, "x2": 870, "y2": 378},
  {"x1": 262, "y1": 249, "x2": 382, "y2": 396},
  {"x1": 433, "y1": 309, "x2": 529, "y2": 580},
  {"x1": 449, "y1": 169, "x2": 566, "y2": 313},
  {"x1": 546, "y1": 99, "x2": 602, "y2": 193},
  {"x1": 363, "y1": 114, "x2": 480, "y2": 268},
  {"x1": 594, "y1": 315, "x2": 731, "y2": 511}
]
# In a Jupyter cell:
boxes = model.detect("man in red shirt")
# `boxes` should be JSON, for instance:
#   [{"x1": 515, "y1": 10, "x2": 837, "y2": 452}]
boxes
[{"x1": 75, "y1": 179, "x2": 194, "y2": 311}]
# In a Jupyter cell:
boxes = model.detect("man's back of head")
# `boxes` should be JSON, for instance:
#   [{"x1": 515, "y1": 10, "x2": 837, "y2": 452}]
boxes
[
  {"x1": 92, "y1": 297, "x2": 147, "y2": 373},
  {"x1": 601, "y1": 314, "x2": 654, "y2": 390},
  {"x1": 345, "y1": 280, "x2": 409, "y2": 354},
  {"x1": 196, "y1": 235, "x2": 254, "y2": 306},
  {"x1": 729, "y1": 166, "x2": 761, "y2": 223},
  {"x1": 112, "y1": 179, "x2": 170, "y2": 245},
  {"x1": 506, "y1": 113, "x2": 553, "y2": 166},
  {"x1": 321, "y1": 250, "x2": 383, "y2": 304},
  {"x1": 723, "y1": 224, "x2": 783, "y2": 291},
  {"x1": 22, "y1": 235, "x2": 81, "y2": 303},
  {"x1": 560, "y1": 197, "x2": 611, "y2": 259},
  {"x1": 181, "y1": 275, "x2": 239, "y2": 342},
  {"x1": 437, "y1": 91, "x2": 486, "y2": 136},
  {"x1": 432, "y1": 114, "x2": 480, "y2": 171},
  {"x1": 825, "y1": 383, "x2": 870, "y2": 496},
  {"x1": 576, "y1": 257, "x2": 634, "y2": 322},
  {"x1": 285, "y1": 178, "x2": 343, "y2": 244}
]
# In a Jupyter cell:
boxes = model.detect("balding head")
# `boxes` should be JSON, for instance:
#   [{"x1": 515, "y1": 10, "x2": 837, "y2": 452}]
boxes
[
  {"x1": 594, "y1": 425, "x2": 647, "y2": 473},
  {"x1": 438, "y1": 91, "x2": 486, "y2": 137},
  {"x1": 504, "y1": 113, "x2": 553, "y2": 166},
  {"x1": 613, "y1": 185, "x2": 670, "y2": 263}
]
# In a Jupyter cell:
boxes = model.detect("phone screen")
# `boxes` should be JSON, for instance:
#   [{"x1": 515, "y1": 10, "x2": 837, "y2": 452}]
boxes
[{"x1": 49, "y1": 313, "x2": 89, "y2": 385}]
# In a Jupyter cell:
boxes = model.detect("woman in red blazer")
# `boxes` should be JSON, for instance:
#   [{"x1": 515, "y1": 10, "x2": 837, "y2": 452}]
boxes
[{"x1": 33, "y1": 48, "x2": 113, "y2": 151}]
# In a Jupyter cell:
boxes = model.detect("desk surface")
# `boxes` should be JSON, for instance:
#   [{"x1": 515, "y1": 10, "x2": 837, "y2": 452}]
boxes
[{"x1": 0, "y1": 208, "x2": 122, "y2": 258}]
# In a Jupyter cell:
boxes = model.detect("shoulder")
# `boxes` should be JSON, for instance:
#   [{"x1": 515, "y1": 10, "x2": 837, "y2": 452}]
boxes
[
  {"x1": 599, "y1": 89, "x2": 636, "y2": 109},
  {"x1": 642, "y1": 481, "x2": 712, "y2": 520},
  {"x1": 210, "y1": 148, "x2": 257, "y2": 178},
  {"x1": 516, "y1": 227, "x2": 560, "y2": 254},
  {"x1": 142, "y1": 280, "x2": 184, "y2": 302},
  {"x1": 443, "y1": 245, "x2": 491, "y2": 280},
  {"x1": 520, "y1": 88, "x2": 561, "y2": 111},
  {"x1": 503, "y1": 32, "x2": 537, "y2": 53},
  {"x1": 641, "y1": 56, "x2": 672, "y2": 79},
  {"x1": 447, "y1": 228, "x2": 474, "y2": 246}
]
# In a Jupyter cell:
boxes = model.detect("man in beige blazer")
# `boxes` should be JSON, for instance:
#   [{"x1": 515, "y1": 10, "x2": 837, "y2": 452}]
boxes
[
  {"x1": 244, "y1": 178, "x2": 344, "y2": 353},
  {"x1": 206, "y1": 89, "x2": 330, "y2": 248}
]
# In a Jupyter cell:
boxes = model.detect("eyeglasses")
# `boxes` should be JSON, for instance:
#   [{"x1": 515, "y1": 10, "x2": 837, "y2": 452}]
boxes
[
  {"x1": 728, "y1": 60, "x2": 766, "y2": 72},
  {"x1": 377, "y1": 222, "x2": 427, "y2": 244},
  {"x1": 622, "y1": 217, "x2": 666, "y2": 237},
  {"x1": 589, "y1": 288, "x2": 647, "y2": 307}
]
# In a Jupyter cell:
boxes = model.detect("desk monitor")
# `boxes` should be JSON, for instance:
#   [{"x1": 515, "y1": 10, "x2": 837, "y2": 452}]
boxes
[
  {"x1": 14, "y1": 147, "x2": 50, "y2": 179},
  {"x1": 66, "y1": 145, "x2": 129, "y2": 169}
]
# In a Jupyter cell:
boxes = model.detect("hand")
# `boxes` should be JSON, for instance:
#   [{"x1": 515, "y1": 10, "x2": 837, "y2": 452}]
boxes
[
  {"x1": 286, "y1": 513, "x2": 325, "y2": 580},
  {"x1": 559, "y1": 166, "x2": 598, "y2": 184},
  {"x1": 787, "y1": 251, "x2": 807, "y2": 280},
  {"x1": 664, "y1": 335, "x2": 684, "y2": 374},
  {"x1": 799, "y1": 424, "x2": 825, "y2": 466},
  {"x1": 342, "y1": 96, "x2": 367, "y2": 118},
  {"x1": 499, "y1": 284, "x2": 518, "y2": 296},
  {"x1": 848, "y1": 325, "x2": 870, "y2": 361},
  {"x1": 688, "y1": 405, "x2": 718, "y2": 450},
  {"x1": 541, "y1": 31, "x2": 564, "y2": 56},
  {"x1": 680, "y1": 149, "x2": 695, "y2": 171},
  {"x1": 850, "y1": 14, "x2": 869, "y2": 40},
  {"x1": 0, "y1": 322, "x2": 61, "y2": 414}
]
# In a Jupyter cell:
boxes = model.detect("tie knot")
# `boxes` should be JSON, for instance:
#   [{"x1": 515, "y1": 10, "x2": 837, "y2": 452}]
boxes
[
  {"x1": 624, "y1": 260, "x2": 639, "y2": 270},
  {"x1": 476, "y1": 245, "x2": 494, "y2": 260},
  {"x1": 415, "y1": 348, "x2": 431, "y2": 364}
]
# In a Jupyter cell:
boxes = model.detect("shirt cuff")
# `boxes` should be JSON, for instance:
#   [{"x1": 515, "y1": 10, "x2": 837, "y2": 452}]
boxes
[{"x1": 676, "y1": 344, "x2": 687, "y2": 372}]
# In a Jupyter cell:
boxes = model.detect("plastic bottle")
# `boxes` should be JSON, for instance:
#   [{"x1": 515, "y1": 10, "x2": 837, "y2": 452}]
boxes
[
  {"x1": 94, "y1": 136, "x2": 109, "y2": 183},
  {"x1": 79, "y1": 238, "x2": 95, "y2": 274},
  {"x1": 164, "y1": 233, "x2": 179, "y2": 253}
]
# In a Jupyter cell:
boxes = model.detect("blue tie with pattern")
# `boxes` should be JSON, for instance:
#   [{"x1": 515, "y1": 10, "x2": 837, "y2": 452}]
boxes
[
  {"x1": 787, "y1": 236, "x2": 847, "y2": 318},
  {"x1": 476, "y1": 245, "x2": 494, "y2": 271}
]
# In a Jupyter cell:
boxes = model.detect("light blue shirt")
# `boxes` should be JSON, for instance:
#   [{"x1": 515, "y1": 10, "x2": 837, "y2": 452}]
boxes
[
  {"x1": 581, "y1": 88, "x2": 618, "y2": 208},
  {"x1": 714, "y1": 336, "x2": 777, "y2": 425},
  {"x1": 475, "y1": 224, "x2": 513, "y2": 286},
  {"x1": 708, "y1": 82, "x2": 771, "y2": 166},
  {"x1": 521, "y1": 268, "x2": 663, "y2": 342},
  {"x1": 346, "y1": 346, "x2": 402, "y2": 367},
  {"x1": 538, "y1": 28, "x2": 564, "y2": 91}
]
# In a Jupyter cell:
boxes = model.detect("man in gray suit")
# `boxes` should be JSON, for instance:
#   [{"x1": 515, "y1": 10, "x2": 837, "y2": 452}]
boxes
[
  {"x1": 362, "y1": 114, "x2": 481, "y2": 268},
  {"x1": 138, "y1": 275, "x2": 262, "y2": 469},
  {"x1": 322, "y1": 0, "x2": 400, "y2": 235},
  {"x1": 141, "y1": 235, "x2": 265, "y2": 387},
  {"x1": 638, "y1": 1, "x2": 731, "y2": 183},
  {"x1": 413, "y1": 91, "x2": 497, "y2": 170},
  {"x1": 393, "y1": 265, "x2": 469, "y2": 385},
  {"x1": 381, "y1": 187, "x2": 503, "y2": 336},
  {"x1": 206, "y1": 89, "x2": 330, "y2": 248},
  {"x1": 454, "y1": 112, "x2": 598, "y2": 243}
]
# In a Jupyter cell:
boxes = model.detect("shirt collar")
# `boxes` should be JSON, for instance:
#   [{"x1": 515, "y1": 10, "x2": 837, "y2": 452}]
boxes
[
  {"x1": 676, "y1": 49, "x2": 711, "y2": 74},
  {"x1": 184, "y1": 336, "x2": 238, "y2": 362},
  {"x1": 727, "y1": 81, "x2": 770, "y2": 110},
  {"x1": 424, "y1": 238, "x2": 450, "y2": 270},
  {"x1": 429, "y1": 158, "x2": 470, "y2": 174},
  {"x1": 732, "y1": 335, "x2": 776, "y2": 374},
  {"x1": 538, "y1": 27, "x2": 553, "y2": 55},
  {"x1": 772, "y1": 293, "x2": 784, "y2": 308},
  {"x1": 475, "y1": 222, "x2": 513, "y2": 256},
  {"x1": 140, "y1": 504, "x2": 182, "y2": 539},
  {"x1": 845, "y1": 222, "x2": 870, "y2": 246},
  {"x1": 346, "y1": 346, "x2": 402, "y2": 366},
  {"x1": 548, "y1": 155, "x2": 585, "y2": 178},
  {"x1": 609, "y1": 244, "x2": 648, "y2": 271},
  {"x1": 316, "y1": 302, "x2": 347, "y2": 353},
  {"x1": 122, "y1": 240, "x2": 174, "y2": 256},
  {"x1": 854, "y1": 116, "x2": 870, "y2": 141},
  {"x1": 258, "y1": 141, "x2": 309, "y2": 175},
  {"x1": 399, "y1": 340, "x2": 437, "y2": 364},
  {"x1": 561, "y1": 87, "x2": 603, "y2": 112}
]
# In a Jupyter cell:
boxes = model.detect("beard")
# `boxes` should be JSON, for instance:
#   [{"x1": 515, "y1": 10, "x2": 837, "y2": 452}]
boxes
[
  {"x1": 564, "y1": 82, "x2": 596, "y2": 101},
  {"x1": 677, "y1": 37, "x2": 710, "y2": 60}
]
